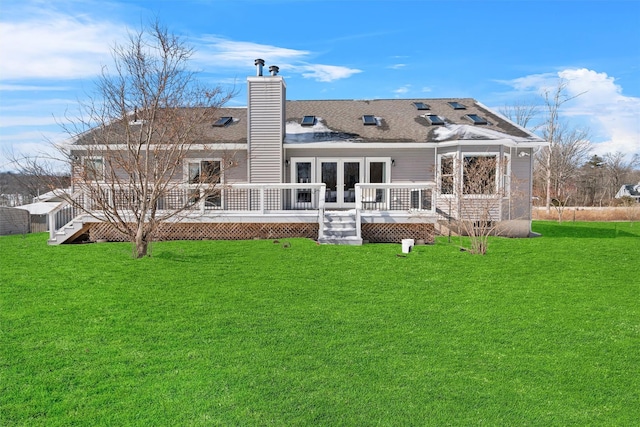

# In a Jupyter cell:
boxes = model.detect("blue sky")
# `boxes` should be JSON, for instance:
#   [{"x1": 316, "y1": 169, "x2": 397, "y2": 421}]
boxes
[{"x1": 1, "y1": 0, "x2": 639, "y2": 171}]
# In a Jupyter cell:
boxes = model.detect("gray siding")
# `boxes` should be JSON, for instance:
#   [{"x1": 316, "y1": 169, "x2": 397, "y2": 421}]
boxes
[
  {"x1": 284, "y1": 147, "x2": 434, "y2": 183},
  {"x1": 248, "y1": 77, "x2": 285, "y2": 183},
  {"x1": 183, "y1": 149, "x2": 248, "y2": 183}
]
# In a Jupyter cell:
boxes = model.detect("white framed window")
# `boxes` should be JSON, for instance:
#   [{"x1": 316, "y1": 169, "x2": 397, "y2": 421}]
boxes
[
  {"x1": 186, "y1": 159, "x2": 222, "y2": 184},
  {"x1": 185, "y1": 159, "x2": 223, "y2": 209},
  {"x1": 501, "y1": 153, "x2": 511, "y2": 197},
  {"x1": 365, "y1": 157, "x2": 391, "y2": 203},
  {"x1": 83, "y1": 157, "x2": 104, "y2": 181},
  {"x1": 462, "y1": 154, "x2": 498, "y2": 195},
  {"x1": 290, "y1": 157, "x2": 316, "y2": 207},
  {"x1": 438, "y1": 154, "x2": 455, "y2": 196}
]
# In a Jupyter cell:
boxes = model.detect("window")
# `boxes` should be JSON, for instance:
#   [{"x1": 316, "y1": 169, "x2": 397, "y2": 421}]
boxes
[
  {"x1": 448, "y1": 101, "x2": 466, "y2": 110},
  {"x1": 426, "y1": 115, "x2": 445, "y2": 125},
  {"x1": 362, "y1": 115, "x2": 377, "y2": 125},
  {"x1": 188, "y1": 160, "x2": 221, "y2": 184},
  {"x1": 301, "y1": 115, "x2": 316, "y2": 126},
  {"x1": 440, "y1": 156, "x2": 454, "y2": 195},
  {"x1": 501, "y1": 154, "x2": 511, "y2": 196},
  {"x1": 463, "y1": 155, "x2": 497, "y2": 195},
  {"x1": 413, "y1": 102, "x2": 430, "y2": 110},
  {"x1": 187, "y1": 160, "x2": 222, "y2": 208},
  {"x1": 369, "y1": 161, "x2": 386, "y2": 202},
  {"x1": 465, "y1": 114, "x2": 488, "y2": 125},
  {"x1": 83, "y1": 157, "x2": 104, "y2": 181},
  {"x1": 213, "y1": 117, "x2": 233, "y2": 127}
]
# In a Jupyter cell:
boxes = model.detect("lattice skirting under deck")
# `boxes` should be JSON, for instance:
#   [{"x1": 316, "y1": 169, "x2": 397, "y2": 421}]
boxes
[
  {"x1": 85, "y1": 222, "x2": 434, "y2": 244},
  {"x1": 87, "y1": 222, "x2": 319, "y2": 242},
  {"x1": 361, "y1": 223, "x2": 434, "y2": 244}
]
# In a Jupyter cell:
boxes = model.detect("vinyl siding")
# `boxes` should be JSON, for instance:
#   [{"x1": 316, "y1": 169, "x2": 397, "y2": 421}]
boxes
[
  {"x1": 248, "y1": 78, "x2": 285, "y2": 183},
  {"x1": 284, "y1": 146, "x2": 434, "y2": 183}
]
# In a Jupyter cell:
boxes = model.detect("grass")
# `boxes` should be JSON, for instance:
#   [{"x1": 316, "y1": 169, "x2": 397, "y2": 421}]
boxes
[{"x1": 1, "y1": 221, "x2": 639, "y2": 425}]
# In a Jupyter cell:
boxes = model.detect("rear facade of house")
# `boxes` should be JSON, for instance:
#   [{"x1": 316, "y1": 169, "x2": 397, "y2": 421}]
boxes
[{"x1": 49, "y1": 61, "x2": 546, "y2": 245}]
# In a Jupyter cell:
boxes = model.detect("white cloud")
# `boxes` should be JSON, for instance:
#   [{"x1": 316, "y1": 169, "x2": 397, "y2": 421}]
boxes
[
  {"x1": 298, "y1": 64, "x2": 362, "y2": 82},
  {"x1": 393, "y1": 85, "x2": 411, "y2": 95},
  {"x1": 388, "y1": 64, "x2": 406, "y2": 70},
  {"x1": 501, "y1": 69, "x2": 640, "y2": 156},
  {"x1": 195, "y1": 36, "x2": 361, "y2": 82},
  {"x1": 195, "y1": 36, "x2": 310, "y2": 68},
  {"x1": 0, "y1": 84, "x2": 72, "y2": 92},
  {"x1": 0, "y1": 9, "x2": 123, "y2": 81}
]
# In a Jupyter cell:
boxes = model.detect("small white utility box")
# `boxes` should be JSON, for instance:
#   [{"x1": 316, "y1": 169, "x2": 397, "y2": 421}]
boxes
[{"x1": 401, "y1": 239, "x2": 415, "y2": 254}]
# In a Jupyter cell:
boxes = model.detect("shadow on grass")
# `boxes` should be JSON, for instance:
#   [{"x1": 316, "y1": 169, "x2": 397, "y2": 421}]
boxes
[{"x1": 532, "y1": 221, "x2": 639, "y2": 239}]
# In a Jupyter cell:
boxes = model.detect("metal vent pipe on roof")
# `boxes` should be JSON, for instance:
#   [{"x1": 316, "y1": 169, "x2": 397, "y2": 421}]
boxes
[
  {"x1": 255, "y1": 59, "x2": 265, "y2": 76},
  {"x1": 269, "y1": 65, "x2": 279, "y2": 76}
]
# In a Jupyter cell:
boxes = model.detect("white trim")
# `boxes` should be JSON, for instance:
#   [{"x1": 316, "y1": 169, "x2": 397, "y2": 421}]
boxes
[
  {"x1": 284, "y1": 139, "x2": 546, "y2": 150},
  {"x1": 290, "y1": 157, "x2": 316, "y2": 208},
  {"x1": 501, "y1": 152, "x2": 511, "y2": 198},
  {"x1": 70, "y1": 143, "x2": 247, "y2": 151},
  {"x1": 365, "y1": 157, "x2": 391, "y2": 184},
  {"x1": 437, "y1": 153, "x2": 456, "y2": 197},
  {"x1": 183, "y1": 158, "x2": 224, "y2": 184}
]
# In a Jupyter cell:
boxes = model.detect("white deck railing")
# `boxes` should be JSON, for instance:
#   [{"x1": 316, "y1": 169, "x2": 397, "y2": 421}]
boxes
[
  {"x1": 355, "y1": 182, "x2": 436, "y2": 213},
  {"x1": 49, "y1": 182, "x2": 438, "y2": 242}
]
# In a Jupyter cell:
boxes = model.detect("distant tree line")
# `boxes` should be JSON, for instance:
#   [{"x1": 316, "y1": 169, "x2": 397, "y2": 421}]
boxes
[
  {"x1": 501, "y1": 80, "x2": 640, "y2": 209},
  {"x1": 0, "y1": 172, "x2": 69, "y2": 207}
]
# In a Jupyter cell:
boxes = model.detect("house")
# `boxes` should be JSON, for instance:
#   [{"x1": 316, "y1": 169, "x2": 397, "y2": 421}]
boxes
[
  {"x1": 48, "y1": 59, "x2": 547, "y2": 245},
  {"x1": 615, "y1": 183, "x2": 640, "y2": 202}
]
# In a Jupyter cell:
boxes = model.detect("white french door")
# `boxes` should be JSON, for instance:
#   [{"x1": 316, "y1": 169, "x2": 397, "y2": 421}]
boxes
[{"x1": 319, "y1": 158, "x2": 364, "y2": 209}]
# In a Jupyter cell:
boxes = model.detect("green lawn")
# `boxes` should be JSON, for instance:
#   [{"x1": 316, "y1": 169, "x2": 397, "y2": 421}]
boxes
[{"x1": 1, "y1": 221, "x2": 639, "y2": 426}]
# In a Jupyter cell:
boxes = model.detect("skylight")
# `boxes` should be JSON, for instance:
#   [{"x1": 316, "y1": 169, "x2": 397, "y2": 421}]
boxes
[
  {"x1": 448, "y1": 101, "x2": 466, "y2": 110},
  {"x1": 425, "y1": 115, "x2": 445, "y2": 125},
  {"x1": 413, "y1": 102, "x2": 429, "y2": 110},
  {"x1": 465, "y1": 114, "x2": 488, "y2": 125},
  {"x1": 362, "y1": 115, "x2": 377, "y2": 125},
  {"x1": 301, "y1": 115, "x2": 316, "y2": 126},
  {"x1": 213, "y1": 116, "x2": 233, "y2": 127}
]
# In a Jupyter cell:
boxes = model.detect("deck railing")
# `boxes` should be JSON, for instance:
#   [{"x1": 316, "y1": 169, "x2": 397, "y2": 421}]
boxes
[
  {"x1": 48, "y1": 191, "x2": 84, "y2": 241},
  {"x1": 49, "y1": 184, "x2": 328, "y2": 240},
  {"x1": 355, "y1": 183, "x2": 436, "y2": 213},
  {"x1": 49, "y1": 182, "x2": 437, "y2": 241}
]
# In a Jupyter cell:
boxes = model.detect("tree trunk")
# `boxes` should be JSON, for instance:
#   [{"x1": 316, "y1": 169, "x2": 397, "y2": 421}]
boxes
[
  {"x1": 545, "y1": 147, "x2": 552, "y2": 213},
  {"x1": 134, "y1": 226, "x2": 148, "y2": 258}
]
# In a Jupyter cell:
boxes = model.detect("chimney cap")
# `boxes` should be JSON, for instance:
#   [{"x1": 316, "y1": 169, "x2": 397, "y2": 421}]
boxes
[
  {"x1": 255, "y1": 58, "x2": 265, "y2": 76},
  {"x1": 269, "y1": 65, "x2": 279, "y2": 76}
]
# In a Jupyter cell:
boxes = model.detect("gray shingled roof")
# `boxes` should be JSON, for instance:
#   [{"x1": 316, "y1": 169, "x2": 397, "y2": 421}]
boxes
[
  {"x1": 74, "y1": 99, "x2": 542, "y2": 145},
  {"x1": 284, "y1": 98, "x2": 538, "y2": 143}
]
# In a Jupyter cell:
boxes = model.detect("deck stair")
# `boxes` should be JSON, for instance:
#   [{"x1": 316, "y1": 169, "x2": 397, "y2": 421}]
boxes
[
  {"x1": 48, "y1": 217, "x2": 89, "y2": 245},
  {"x1": 318, "y1": 210, "x2": 362, "y2": 245}
]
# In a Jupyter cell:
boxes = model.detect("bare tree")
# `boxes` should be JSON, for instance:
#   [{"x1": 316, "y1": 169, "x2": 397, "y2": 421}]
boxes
[
  {"x1": 603, "y1": 152, "x2": 640, "y2": 200},
  {"x1": 499, "y1": 98, "x2": 540, "y2": 130},
  {"x1": 23, "y1": 21, "x2": 234, "y2": 258},
  {"x1": 447, "y1": 154, "x2": 512, "y2": 255},
  {"x1": 539, "y1": 79, "x2": 588, "y2": 212}
]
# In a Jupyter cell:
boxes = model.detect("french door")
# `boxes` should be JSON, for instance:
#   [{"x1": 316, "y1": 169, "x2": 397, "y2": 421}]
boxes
[{"x1": 319, "y1": 158, "x2": 364, "y2": 209}]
